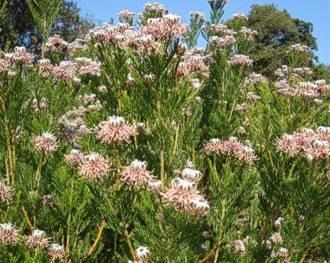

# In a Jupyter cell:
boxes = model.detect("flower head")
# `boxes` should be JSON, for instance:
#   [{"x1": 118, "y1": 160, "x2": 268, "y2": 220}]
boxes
[
  {"x1": 0, "y1": 181, "x2": 14, "y2": 205},
  {"x1": 121, "y1": 160, "x2": 154, "y2": 189},
  {"x1": 135, "y1": 246, "x2": 151, "y2": 261},
  {"x1": 48, "y1": 243, "x2": 65, "y2": 261},
  {"x1": 26, "y1": 229, "x2": 49, "y2": 249},
  {"x1": 0, "y1": 223, "x2": 19, "y2": 245},
  {"x1": 78, "y1": 153, "x2": 110, "y2": 182},
  {"x1": 96, "y1": 116, "x2": 136, "y2": 144},
  {"x1": 34, "y1": 132, "x2": 58, "y2": 154}
]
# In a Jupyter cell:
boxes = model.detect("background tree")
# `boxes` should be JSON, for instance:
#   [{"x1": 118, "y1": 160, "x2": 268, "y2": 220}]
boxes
[
  {"x1": 0, "y1": 0, "x2": 94, "y2": 52},
  {"x1": 227, "y1": 5, "x2": 318, "y2": 78}
]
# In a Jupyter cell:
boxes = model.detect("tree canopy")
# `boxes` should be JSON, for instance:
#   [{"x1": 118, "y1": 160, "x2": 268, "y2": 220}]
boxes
[
  {"x1": 227, "y1": 4, "x2": 319, "y2": 77},
  {"x1": 0, "y1": 0, "x2": 94, "y2": 52}
]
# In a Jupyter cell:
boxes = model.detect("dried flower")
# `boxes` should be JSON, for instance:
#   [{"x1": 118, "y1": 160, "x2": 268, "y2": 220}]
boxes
[{"x1": 42, "y1": 194, "x2": 54, "y2": 207}]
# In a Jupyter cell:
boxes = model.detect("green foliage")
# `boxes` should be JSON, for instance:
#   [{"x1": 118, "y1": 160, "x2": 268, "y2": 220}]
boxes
[{"x1": 0, "y1": 2, "x2": 329, "y2": 262}]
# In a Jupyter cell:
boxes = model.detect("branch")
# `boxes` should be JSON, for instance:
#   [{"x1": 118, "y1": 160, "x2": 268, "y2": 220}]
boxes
[{"x1": 87, "y1": 219, "x2": 106, "y2": 256}]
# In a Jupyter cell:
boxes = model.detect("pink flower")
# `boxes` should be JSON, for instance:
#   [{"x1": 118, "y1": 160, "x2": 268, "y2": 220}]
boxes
[
  {"x1": 162, "y1": 178, "x2": 210, "y2": 216},
  {"x1": 204, "y1": 138, "x2": 223, "y2": 154},
  {"x1": 0, "y1": 223, "x2": 20, "y2": 245},
  {"x1": 52, "y1": 61, "x2": 77, "y2": 81},
  {"x1": 75, "y1": 57, "x2": 101, "y2": 77},
  {"x1": 181, "y1": 162, "x2": 202, "y2": 182},
  {"x1": 276, "y1": 127, "x2": 330, "y2": 160},
  {"x1": 65, "y1": 149, "x2": 84, "y2": 167},
  {"x1": 141, "y1": 14, "x2": 188, "y2": 42},
  {"x1": 0, "y1": 181, "x2": 14, "y2": 205},
  {"x1": 6, "y1": 47, "x2": 34, "y2": 65},
  {"x1": 34, "y1": 132, "x2": 58, "y2": 154},
  {"x1": 48, "y1": 243, "x2": 65, "y2": 261},
  {"x1": 78, "y1": 153, "x2": 110, "y2": 182},
  {"x1": 204, "y1": 137, "x2": 258, "y2": 164},
  {"x1": 26, "y1": 229, "x2": 49, "y2": 249},
  {"x1": 270, "y1": 232, "x2": 283, "y2": 245},
  {"x1": 231, "y1": 240, "x2": 246, "y2": 254},
  {"x1": 0, "y1": 57, "x2": 12, "y2": 73},
  {"x1": 147, "y1": 179, "x2": 163, "y2": 193},
  {"x1": 96, "y1": 116, "x2": 136, "y2": 144},
  {"x1": 43, "y1": 35, "x2": 68, "y2": 54},
  {"x1": 121, "y1": 160, "x2": 154, "y2": 189},
  {"x1": 229, "y1": 55, "x2": 253, "y2": 66}
]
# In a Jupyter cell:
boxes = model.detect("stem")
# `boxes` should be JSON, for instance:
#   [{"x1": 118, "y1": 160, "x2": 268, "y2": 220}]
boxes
[
  {"x1": 88, "y1": 220, "x2": 106, "y2": 256},
  {"x1": 199, "y1": 244, "x2": 219, "y2": 263},
  {"x1": 124, "y1": 230, "x2": 136, "y2": 261},
  {"x1": 22, "y1": 206, "x2": 33, "y2": 230},
  {"x1": 160, "y1": 150, "x2": 165, "y2": 183}
]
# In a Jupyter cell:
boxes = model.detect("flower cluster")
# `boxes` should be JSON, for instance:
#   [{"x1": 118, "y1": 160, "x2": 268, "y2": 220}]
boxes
[
  {"x1": 162, "y1": 163, "x2": 210, "y2": 217},
  {"x1": 78, "y1": 153, "x2": 110, "y2": 182},
  {"x1": 229, "y1": 54, "x2": 253, "y2": 66},
  {"x1": 43, "y1": 34, "x2": 69, "y2": 55},
  {"x1": 178, "y1": 49, "x2": 209, "y2": 77},
  {"x1": 48, "y1": 243, "x2": 65, "y2": 261},
  {"x1": 243, "y1": 72, "x2": 267, "y2": 87},
  {"x1": 0, "y1": 181, "x2": 14, "y2": 205},
  {"x1": 204, "y1": 137, "x2": 258, "y2": 163},
  {"x1": 5, "y1": 47, "x2": 34, "y2": 65},
  {"x1": 142, "y1": 2, "x2": 168, "y2": 18},
  {"x1": 118, "y1": 10, "x2": 135, "y2": 24},
  {"x1": 239, "y1": 27, "x2": 257, "y2": 40},
  {"x1": 135, "y1": 246, "x2": 151, "y2": 262},
  {"x1": 289, "y1": 43, "x2": 309, "y2": 53},
  {"x1": 26, "y1": 229, "x2": 49, "y2": 249},
  {"x1": 142, "y1": 14, "x2": 189, "y2": 42},
  {"x1": 0, "y1": 223, "x2": 19, "y2": 245},
  {"x1": 274, "y1": 79, "x2": 330, "y2": 99},
  {"x1": 276, "y1": 127, "x2": 330, "y2": 160},
  {"x1": 209, "y1": 35, "x2": 236, "y2": 48},
  {"x1": 96, "y1": 116, "x2": 136, "y2": 144},
  {"x1": 34, "y1": 132, "x2": 59, "y2": 154},
  {"x1": 120, "y1": 160, "x2": 155, "y2": 189}
]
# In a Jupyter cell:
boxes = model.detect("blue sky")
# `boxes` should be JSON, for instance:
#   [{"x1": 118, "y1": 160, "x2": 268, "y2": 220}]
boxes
[{"x1": 76, "y1": 0, "x2": 330, "y2": 64}]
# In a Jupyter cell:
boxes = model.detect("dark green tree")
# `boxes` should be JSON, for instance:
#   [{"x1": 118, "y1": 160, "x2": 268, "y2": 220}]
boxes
[
  {"x1": 227, "y1": 5, "x2": 318, "y2": 77},
  {"x1": 0, "y1": 0, "x2": 94, "y2": 52}
]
